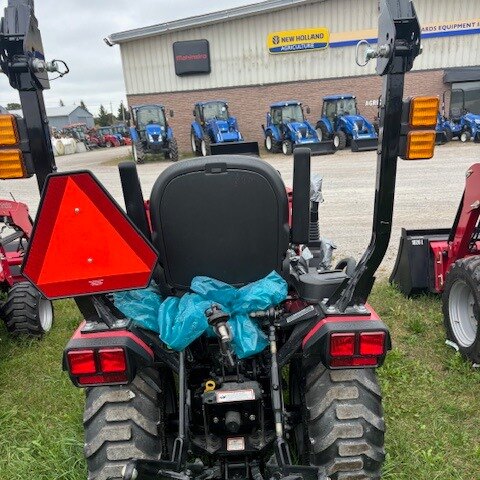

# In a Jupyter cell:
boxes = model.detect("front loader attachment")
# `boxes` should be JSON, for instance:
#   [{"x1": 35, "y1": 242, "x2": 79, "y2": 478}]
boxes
[
  {"x1": 351, "y1": 137, "x2": 378, "y2": 152},
  {"x1": 293, "y1": 140, "x2": 336, "y2": 156},
  {"x1": 389, "y1": 228, "x2": 450, "y2": 296},
  {"x1": 210, "y1": 141, "x2": 259, "y2": 156}
]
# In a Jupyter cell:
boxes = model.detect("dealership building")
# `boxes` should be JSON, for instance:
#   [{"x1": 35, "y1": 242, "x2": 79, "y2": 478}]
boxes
[{"x1": 108, "y1": 0, "x2": 480, "y2": 151}]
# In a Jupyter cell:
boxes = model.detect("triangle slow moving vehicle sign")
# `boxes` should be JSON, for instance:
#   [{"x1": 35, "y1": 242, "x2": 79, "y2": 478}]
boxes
[{"x1": 22, "y1": 171, "x2": 158, "y2": 299}]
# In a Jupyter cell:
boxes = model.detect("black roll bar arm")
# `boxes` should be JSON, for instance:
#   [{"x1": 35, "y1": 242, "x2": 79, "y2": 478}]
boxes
[{"x1": 335, "y1": 0, "x2": 421, "y2": 310}]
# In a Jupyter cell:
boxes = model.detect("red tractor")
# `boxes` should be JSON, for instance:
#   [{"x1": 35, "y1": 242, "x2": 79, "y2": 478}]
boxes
[
  {"x1": 0, "y1": 197, "x2": 53, "y2": 336},
  {"x1": 3, "y1": 1, "x2": 438, "y2": 479},
  {"x1": 391, "y1": 163, "x2": 480, "y2": 363}
]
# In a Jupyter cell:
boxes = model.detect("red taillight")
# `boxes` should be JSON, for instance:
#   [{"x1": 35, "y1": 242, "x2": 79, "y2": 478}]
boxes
[
  {"x1": 67, "y1": 349, "x2": 96, "y2": 375},
  {"x1": 328, "y1": 331, "x2": 387, "y2": 368},
  {"x1": 330, "y1": 333, "x2": 355, "y2": 357},
  {"x1": 331, "y1": 357, "x2": 378, "y2": 368},
  {"x1": 99, "y1": 348, "x2": 127, "y2": 373},
  {"x1": 78, "y1": 373, "x2": 128, "y2": 385},
  {"x1": 359, "y1": 332, "x2": 386, "y2": 356}
]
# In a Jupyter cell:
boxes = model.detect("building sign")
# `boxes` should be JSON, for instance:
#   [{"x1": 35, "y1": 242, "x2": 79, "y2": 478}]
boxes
[
  {"x1": 330, "y1": 18, "x2": 480, "y2": 48},
  {"x1": 267, "y1": 28, "x2": 329, "y2": 54},
  {"x1": 173, "y1": 40, "x2": 211, "y2": 76}
]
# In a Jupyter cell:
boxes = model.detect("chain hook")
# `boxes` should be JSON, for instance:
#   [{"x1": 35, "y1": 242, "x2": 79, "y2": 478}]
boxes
[{"x1": 355, "y1": 39, "x2": 391, "y2": 67}]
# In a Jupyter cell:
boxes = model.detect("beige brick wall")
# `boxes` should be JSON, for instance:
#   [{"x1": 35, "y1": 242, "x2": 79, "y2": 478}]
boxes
[{"x1": 128, "y1": 69, "x2": 446, "y2": 152}]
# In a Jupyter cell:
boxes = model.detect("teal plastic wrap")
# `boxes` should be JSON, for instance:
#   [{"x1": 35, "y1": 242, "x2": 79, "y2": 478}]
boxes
[{"x1": 114, "y1": 271, "x2": 287, "y2": 358}]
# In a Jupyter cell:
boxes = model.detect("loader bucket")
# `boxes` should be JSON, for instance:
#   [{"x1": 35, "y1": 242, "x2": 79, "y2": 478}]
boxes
[
  {"x1": 351, "y1": 138, "x2": 378, "y2": 152},
  {"x1": 389, "y1": 228, "x2": 450, "y2": 296},
  {"x1": 293, "y1": 141, "x2": 336, "y2": 156},
  {"x1": 210, "y1": 141, "x2": 260, "y2": 156}
]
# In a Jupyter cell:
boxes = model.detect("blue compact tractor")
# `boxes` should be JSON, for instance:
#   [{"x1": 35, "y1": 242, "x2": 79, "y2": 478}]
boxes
[
  {"x1": 191, "y1": 101, "x2": 258, "y2": 156},
  {"x1": 130, "y1": 104, "x2": 178, "y2": 163},
  {"x1": 315, "y1": 94, "x2": 378, "y2": 152},
  {"x1": 262, "y1": 101, "x2": 335, "y2": 155},
  {"x1": 442, "y1": 89, "x2": 480, "y2": 143}
]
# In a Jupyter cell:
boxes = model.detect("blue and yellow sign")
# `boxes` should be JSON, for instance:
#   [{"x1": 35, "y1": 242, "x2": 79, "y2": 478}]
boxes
[{"x1": 267, "y1": 28, "x2": 329, "y2": 54}]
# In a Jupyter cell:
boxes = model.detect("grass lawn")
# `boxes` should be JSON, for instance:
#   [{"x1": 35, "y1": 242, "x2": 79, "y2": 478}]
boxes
[{"x1": 0, "y1": 283, "x2": 479, "y2": 479}]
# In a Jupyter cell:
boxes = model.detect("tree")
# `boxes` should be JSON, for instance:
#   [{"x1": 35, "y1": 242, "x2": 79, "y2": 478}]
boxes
[
  {"x1": 59, "y1": 99, "x2": 65, "y2": 106},
  {"x1": 6, "y1": 102, "x2": 21, "y2": 110},
  {"x1": 80, "y1": 100, "x2": 90, "y2": 114},
  {"x1": 95, "y1": 104, "x2": 115, "y2": 127},
  {"x1": 117, "y1": 102, "x2": 130, "y2": 122}
]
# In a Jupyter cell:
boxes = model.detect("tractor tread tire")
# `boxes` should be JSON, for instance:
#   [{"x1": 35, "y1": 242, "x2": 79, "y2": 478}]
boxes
[
  {"x1": 336, "y1": 131, "x2": 348, "y2": 150},
  {"x1": 265, "y1": 132, "x2": 281, "y2": 153},
  {"x1": 442, "y1": 255, "x2": 480, "y2": 363},
  {"x1": 282, "y1": 140, "x2": 293, "y2": 156},
  {"x1": 2, "y1": 282, "x2": 53, "y2": 338},
  {"x1": 84, "y1": 368, "x2": 164, "y2": 480},
  {"x1": 304, "y1": 364, "x2": 385, "y2": 480},
  {"x1": 316, "y1": 122, "x2": 330, "y2": 142},
  {"x1": 133, "y1": 141, "x2": 145, "y2": 164},
  {"x1": 167, "y1": 137, "x2": 179, "y2": 162},
  {"x1": 201, "y1": 134, "x2": 211, "y2": 157}
]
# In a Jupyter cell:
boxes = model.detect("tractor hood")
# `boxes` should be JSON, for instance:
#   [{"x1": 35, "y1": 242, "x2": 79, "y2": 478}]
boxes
[
  {"x1": 464, "y1": 113, "x2": 480, "y2": 124},
  {"x1": 287, "y1": 121, "x2": 316, "y2": 138},
  {"x1": 208, "y1": 116, "x2": 242, "y2": 143},
  {"x1": 145, "y1": 124, "x2": 164, "y2": 143}
]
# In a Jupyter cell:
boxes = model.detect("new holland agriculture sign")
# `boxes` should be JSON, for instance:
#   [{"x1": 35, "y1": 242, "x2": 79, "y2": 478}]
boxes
[{"x1": 267, "y1": 28, "x2": 329, "y2": 54}]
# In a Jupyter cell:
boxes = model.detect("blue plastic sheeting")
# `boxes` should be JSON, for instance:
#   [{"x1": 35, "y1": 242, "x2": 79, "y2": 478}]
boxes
[{"x1": 113, "y1": 271, "x2": 287, "y2": 359}]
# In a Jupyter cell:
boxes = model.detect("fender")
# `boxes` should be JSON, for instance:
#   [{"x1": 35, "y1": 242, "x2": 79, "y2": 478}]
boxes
[
  {"x1": 191, "y1": 121, "x2": 203, "y2": 140},
  {"x1": 267, "y1": 125, "x2": 282, "y2": 142},
  {"x1": 317, "y1": 116, "x2": 333, "y2": 135},
  {"x1": 166, "y1": 126, "x2": 174, "y2": 141},
  {"x1": 129, "y1": 126, "x2": 139, "y2": 143}
]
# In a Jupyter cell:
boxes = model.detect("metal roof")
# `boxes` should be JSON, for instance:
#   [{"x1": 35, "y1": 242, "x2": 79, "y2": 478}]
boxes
[
  {"x1": 8, "y1": 105, "x2": 92, "y2": 118},
  {"x1": 107, "y1": 0, "x2": 320, "y2": 45},
  {"x1": 323, "y1": 94, "x2": 356, "y2": 101},
  {"x1": 195, "y1": 100, "x2": 228, "y2": 106},
  {"x1": 270, "y1": 101, "x2": 302, "y2": 107}
]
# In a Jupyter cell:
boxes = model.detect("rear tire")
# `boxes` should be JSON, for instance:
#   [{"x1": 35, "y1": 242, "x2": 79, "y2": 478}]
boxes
[
  {"x1": 84, "y1": 368, "x2": 169, "y2": 480},
  {"x1": 2, "y1": 282, "x2": 53, "y2": 338},
  {"x1": 442, "y1": 256, "x2": 480, "y2": 363},
  {"x1": 265, "y1": 132, "x2": 280, "y2": 153},
  {"x1": 191, "y1": 129, "x2": 199, "y2": 155},
  {"x1": 167, "y1": 137, "x2": 179, "y2": 162},
  {"x1": 315, "y1": 122, "x2": 329, "y2": 142},
  {"x1": 336, "y1": 130, "x2": 347, "y2": 150},
  {"x1": 291, "y1": 362, "x2": 385, "y2": 479}
]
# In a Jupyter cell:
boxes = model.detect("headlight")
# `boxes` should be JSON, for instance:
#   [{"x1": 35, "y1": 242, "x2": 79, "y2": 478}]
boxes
[
  {"x1": 475, "y1": 120, "x2": 480, "y2": 125},
  {"x1": 297, "y1": 131, "x2": 302, "y2": 139},
  {"x1": 148, "y1": 134, "x2": 154, "y2": 142}
]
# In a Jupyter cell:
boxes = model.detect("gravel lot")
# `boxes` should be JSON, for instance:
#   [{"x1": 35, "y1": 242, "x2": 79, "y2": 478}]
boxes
[{"x1": 2, "y1": 142, "x2": 478, "y2": 278}]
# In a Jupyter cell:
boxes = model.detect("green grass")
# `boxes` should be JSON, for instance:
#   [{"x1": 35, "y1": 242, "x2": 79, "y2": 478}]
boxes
[{"x1": 0, "y1": 283, "x2": 479, "y2": 479}]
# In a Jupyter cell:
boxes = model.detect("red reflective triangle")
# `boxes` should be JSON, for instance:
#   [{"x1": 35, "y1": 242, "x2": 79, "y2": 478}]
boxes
[{"x1": 23, "y1": 171, "x2": 158, "y2": 299}]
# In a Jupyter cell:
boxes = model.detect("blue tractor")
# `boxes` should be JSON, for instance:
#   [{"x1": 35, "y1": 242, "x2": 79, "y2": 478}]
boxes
[
  {"x1": 315, "y1": 94, "x2": 378, "y2": 152},
  {"x1": 442, "y1": 89, "x2": 480, "y2": 143},
  {"x1": 191, "y1": 101, "x2": 258, "y2": 156},
  {"x1": 262, "y1": 101, "x2": 335, "y2": 156},
  {"x1": 129, "y1": 104, "x2": 178, "y2": 163}
]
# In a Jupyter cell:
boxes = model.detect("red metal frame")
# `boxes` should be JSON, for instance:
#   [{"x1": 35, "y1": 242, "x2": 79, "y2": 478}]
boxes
[
  {"x1": 0, "y1": 199, "x2": 32, "y2": 288},
  {"x1": 430, "y1": 163, "x2": 480, "y2": 292}
]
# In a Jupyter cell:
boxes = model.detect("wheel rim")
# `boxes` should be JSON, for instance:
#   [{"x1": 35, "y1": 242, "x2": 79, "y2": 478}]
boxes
[
  {"x1": 333, "y1": 135, "x2": 340, "y2": 148},
  {"x1": 38, "y1": 297, "x2": 53, "y2": 332},
  {"x1": 132, "y1": 144, "x2": 137, "y2": 162},
  {"x1": 449, "y1": 279, "x2": 478, "y2": 347},
  {"x1": 106, "y1": 142, "x2": 112, "y2": 148},
  {"x1": 461, "y1": 133, "x2": 467, "y2": 142},
  {"x1": 316, "y1": 128, "x2": 323, "y2": 142},
  {"x1": 282, "y1": 142, "x2": 288, "y2": 155},
  {"x1": 191, "y1": 134, "x2": 197, "y2": 152},
  {"x1": 201, "y1": 140, "x2": 207, "y2": 156},
  {"x1": 266, "y1": 136, "x2": 272, "y2": 151}
]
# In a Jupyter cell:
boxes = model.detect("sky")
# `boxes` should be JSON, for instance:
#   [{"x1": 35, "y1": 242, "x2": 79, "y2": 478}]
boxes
[{"x1": 0, "y1": 0, "x2": 254, "y2": 116}]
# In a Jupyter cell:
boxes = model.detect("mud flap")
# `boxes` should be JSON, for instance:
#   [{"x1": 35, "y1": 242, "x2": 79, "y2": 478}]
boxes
[
  {"x1": 389, "y1": 228, "x2": 450, "y2": 296},
  {"x1": 210, "y1": 141, "x2": 260, "y2": 156},
  {"x1": 293, "y1": 141, "x2": 336, "y2": 156},
  {"x1": 351, "y1": 138, "x2": 378, "y2": 152}
]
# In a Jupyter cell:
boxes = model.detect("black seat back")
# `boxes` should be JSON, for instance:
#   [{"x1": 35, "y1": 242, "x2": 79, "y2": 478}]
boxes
[{"x1": 150, "y1": 156, "x2": 289, "y2": 291}]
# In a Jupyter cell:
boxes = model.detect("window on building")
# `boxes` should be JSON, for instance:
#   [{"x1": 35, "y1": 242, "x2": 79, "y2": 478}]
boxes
[{"x1": 451, "y1": 81, "x2": 480, "y2": 115}]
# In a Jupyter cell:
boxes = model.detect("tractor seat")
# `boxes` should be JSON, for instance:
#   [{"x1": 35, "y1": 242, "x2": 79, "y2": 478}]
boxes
[{"x1": 149, "y1": 156, "x2": 290, "y2": 292}]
